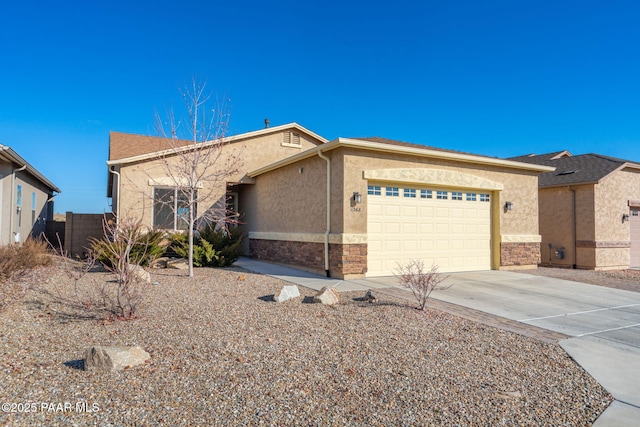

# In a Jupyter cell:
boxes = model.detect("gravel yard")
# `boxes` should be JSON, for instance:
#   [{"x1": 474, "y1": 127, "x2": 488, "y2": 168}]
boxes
[
  {"x1": 1, "y1": 265, "x2": 611, "y2": 426},
  {"x1": 521, "y1": 267, "x2": 640, "y2": 292}
]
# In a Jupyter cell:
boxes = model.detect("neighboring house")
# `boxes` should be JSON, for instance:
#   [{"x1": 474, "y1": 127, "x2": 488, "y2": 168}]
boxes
[
  {"x1": 509, "y1": 151, "x2": 640, "y2": 270},
  {"x1": 0, "y1": 145, "x2": 61, "y2": 245},
  {"x1": 107, "y1": 123, "x2": 553, "y2": 278}
]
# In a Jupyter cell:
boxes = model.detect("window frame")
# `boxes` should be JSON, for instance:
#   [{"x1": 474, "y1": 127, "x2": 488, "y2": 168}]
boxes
[
  {"x1": 153, "y1": 187, "x2": 194, "y2": 231},
  {"x1": 386, "y1": 187, "x2": 399, "y2": 197},
  {"x1": 403, "y1": 188, "x2": 417, "y2": 198},
  {"x1": 367, "y1": 185, "x2": 381, "y2": 196}
]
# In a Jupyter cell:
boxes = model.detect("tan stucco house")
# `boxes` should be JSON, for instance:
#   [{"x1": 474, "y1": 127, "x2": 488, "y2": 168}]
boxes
[
  {"x1": 0, "y1": 145, "x2": 61, "y2": 245},
  {"x1": 510, "y1": 151, "x2": 640, "y2": 270},
  {"x1": 107, "y1": 123, "x2": 553, "y2": 278}
]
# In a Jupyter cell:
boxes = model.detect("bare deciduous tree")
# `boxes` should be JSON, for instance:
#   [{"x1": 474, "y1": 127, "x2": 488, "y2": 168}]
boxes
[
  {"x1": 395, "y1": 260, "x2": 451, "y2": 310},
  {"x1": 152, "y1": 78, "x2": 241, "y2": 277}
]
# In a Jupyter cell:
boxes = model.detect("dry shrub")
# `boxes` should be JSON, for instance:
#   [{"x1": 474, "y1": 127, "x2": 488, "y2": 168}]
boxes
[
  {"x1": 0, "y1": 239, "x2": 52, "y2": 310},
  {"x1": 395, "y1": 260, "x2": 450, "y2": 310},
  {"x1": 50, "y1": 217, "x2": 152, "y2": 320}
]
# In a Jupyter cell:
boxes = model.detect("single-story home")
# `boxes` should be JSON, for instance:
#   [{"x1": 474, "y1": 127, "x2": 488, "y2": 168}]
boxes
[
  {"x1": 107, "y1": 123, "x2": 554, "y2": 278},
  {"x1": 509, "y1": 151, "x2": 640, "y2": 270},
  {"x1": 0, "y1": 145, "x2": 61, "y2": 245}
]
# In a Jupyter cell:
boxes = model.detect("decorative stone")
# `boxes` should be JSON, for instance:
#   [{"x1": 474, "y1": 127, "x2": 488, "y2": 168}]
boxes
[
  {"x1": 84, "y1": 345, "x2": 150, "y2": 371},
  {"x1": 150, "y1": 257, "x2": 169, "y2": 268},
  {"x1": 313, "y1": 286, "x2": 340, "y2": 306},
  {"x1": 127, "y1": 264, "x2": 151, "y2": 284},
  {"x1": 273, "y1": 285, "x2": 300, "y2": 303},
  {"x1": 167, "y1": 258, "x2": 189, "y2": 270}
]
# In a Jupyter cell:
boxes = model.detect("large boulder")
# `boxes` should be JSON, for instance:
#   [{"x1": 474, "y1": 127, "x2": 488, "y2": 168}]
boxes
[
  {"x1": 84, "y1": 345, "x2": 150, "y2": 371},
  {"x1": 273, "y1": 285, "x2": 300, "y2": 303},
  {"x1": 313, "y1": 286, "x2": 340, "y2": 306}
]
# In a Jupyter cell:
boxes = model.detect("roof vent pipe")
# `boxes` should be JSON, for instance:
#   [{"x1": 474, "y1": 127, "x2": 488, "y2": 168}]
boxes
[{"x1": 264, "y1": 118, "x2": 270, "y2": 128}]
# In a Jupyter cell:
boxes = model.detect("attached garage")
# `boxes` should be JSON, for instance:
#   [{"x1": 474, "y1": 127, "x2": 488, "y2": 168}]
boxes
[
  {"x1": 367, "y1": 183, "x2": 492, "y2": 276},
  {"x1": 248, "y1": 137, "x2": 553, "y2": 279},
  {"x1": 632, "y1": 207, "x2": 640, "y2": 268}
]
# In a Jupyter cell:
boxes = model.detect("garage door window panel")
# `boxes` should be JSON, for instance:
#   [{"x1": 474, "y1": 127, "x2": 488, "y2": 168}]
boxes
[{"x1": 386, "y1": 187, "x2": 399, "y2": 197}]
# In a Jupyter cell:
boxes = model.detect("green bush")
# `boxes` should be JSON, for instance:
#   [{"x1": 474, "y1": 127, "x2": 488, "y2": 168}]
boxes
[
  {"x1": 172, "y1": 225, "x2": 243, "y2": 267},
  {"x1": 90, "y1": 226, "x2": 168, "y2": 268}
]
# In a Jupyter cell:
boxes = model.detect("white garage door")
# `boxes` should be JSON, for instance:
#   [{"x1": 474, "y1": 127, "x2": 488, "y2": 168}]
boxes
[
  {"x1": 631, "y1": 208, "x2": 640, "y2": 268},
  {"x1": 367, "y1": 184, "x2": 492, "y2": 277}
]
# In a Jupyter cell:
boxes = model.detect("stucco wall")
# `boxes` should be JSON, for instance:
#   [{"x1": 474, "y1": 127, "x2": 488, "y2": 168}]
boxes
[
  {"x1": 247, "y1": 154, "x2": 328, "y2": 234},
  {"x1": 539, "y1": 186, "x2": 578, "y2": 267},
  {"x1": 591, "y1": 168, "x2": 640, "y2": 269},
  {"x1": 115, "y1": 130, "x2": 320, "y2": 227},
  {"x1": 339, "y1": 148, "x2": 541, "y2": 238},
  {"x1": 0, "y1": 163, "x2": 55, "y2": 245},
  {"x1": 539, "y1": 168, "x2": 640, "y2": 270}
]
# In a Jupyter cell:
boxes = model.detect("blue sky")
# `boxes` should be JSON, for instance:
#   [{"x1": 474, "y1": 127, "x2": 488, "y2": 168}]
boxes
[{"x1": 2, "y1": 0, "x2": 640, "y2": 213}]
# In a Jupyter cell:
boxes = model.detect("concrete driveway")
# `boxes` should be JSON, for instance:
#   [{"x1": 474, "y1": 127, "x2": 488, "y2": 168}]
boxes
[
  {"x1": 405, "y1": 270, "x2": 640, "y2": 426},
  {"x1": 235, "y1": 259, "x2": 640, "y2": 425}
]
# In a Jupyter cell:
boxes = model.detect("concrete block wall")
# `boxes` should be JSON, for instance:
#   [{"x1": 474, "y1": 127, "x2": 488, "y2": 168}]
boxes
[{"x1": 64, "y1": 212, "x2": 113, "y2": 258}]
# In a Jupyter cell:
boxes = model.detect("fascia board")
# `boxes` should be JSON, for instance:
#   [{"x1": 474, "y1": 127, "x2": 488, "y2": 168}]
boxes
[
  {"x1": 0, "y1": 145, "x2": 61, "y2": 193},
  {"x1": 248, "y1": 138, "x2": 556, "y2": 178},
  {"x1": 337, "y1": 138, "x2": 556, "y2": 172}
]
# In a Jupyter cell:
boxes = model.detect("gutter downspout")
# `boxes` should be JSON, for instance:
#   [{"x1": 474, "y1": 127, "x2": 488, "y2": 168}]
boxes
[
  {"x1": 109, "y1": 167, "x2": 121, "y2": 221},
  {"x1": 317, "y1": 148, "x2": 331, "y2": 277},
  {"x1": 568, "y1": 186, "x2": 577, "y2": 269},
  {"x1": 10, "y1": 164, "x2": 27, "y2": 243}
]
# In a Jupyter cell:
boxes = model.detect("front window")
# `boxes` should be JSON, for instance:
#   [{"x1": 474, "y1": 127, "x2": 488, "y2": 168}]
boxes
[{"x1": 153, "y1": 187, "x2": 193, "y2": 230}]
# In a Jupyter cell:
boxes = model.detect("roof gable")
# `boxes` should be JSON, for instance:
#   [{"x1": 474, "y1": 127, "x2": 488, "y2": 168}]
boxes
[
  {"x1": 108, "y1": 122, "x2": 327, "y2": 164},
  {"x1": 508, "y1": 151, "x2": 640, "y2": 187}
]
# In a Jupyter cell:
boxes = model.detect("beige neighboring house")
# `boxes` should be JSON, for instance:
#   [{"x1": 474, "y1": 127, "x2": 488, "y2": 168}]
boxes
[
  {"x1": 0, "y1": 145, "x2": 61, "y2": 245},
  {"x1": 107, "y1": 123, "x2": 553, "y2": 279},
  {"x1": 510, "y1": 151, "x2": 640, "y2": 270}
]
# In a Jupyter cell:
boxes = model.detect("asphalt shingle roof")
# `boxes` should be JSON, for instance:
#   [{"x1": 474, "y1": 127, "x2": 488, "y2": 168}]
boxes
[{"x1": 508, "y1": 152, "x2": 637, "y2": 187}]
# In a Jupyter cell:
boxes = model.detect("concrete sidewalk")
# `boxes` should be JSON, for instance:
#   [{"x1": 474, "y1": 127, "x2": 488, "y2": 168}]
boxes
[{"x1": 235, "y1": 258, "x2": 640, "y2": 425}]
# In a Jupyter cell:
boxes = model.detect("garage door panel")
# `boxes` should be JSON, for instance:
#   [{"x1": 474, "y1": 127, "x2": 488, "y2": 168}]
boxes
[{"x1": 367, "y1": 183, "x2": 492, "y2": 276}]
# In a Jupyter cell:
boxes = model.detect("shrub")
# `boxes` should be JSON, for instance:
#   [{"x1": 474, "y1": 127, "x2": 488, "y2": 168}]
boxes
[
  {"x1": 0, "y1": 239, "x2": 52, "y2": 284},
  {"x1": 172, "y1": 224, "x2": 243, "y2": 268},
  {"x1": 0, "y1": 239, "x2": 52, "y2": 310},
  {"x1": 91, "y1": 225, "x2": 167, "y2": 268},
  {"x1": 395, "y1": 260, "x2": 450, "y2": 310}
]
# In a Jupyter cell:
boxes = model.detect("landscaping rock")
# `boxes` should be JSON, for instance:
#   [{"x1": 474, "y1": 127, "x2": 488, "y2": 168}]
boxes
[
  {"x1": 127, "y1": 264, "x2": 151, "y2": 284},
  {"x1": 273, "y1": 285, "x2": 300, "y2": 303},
  {"x1": 150, "y1": 257, "x2": 169, "y2": 269},
  {"x1": 313, "y1": 286, "x2": 340, "y2": 306},
  {"x1": 84, "y1": 345, "x2": 150, "y2": 372},
  {"x1": 167, "y1": 258, "x2": 189, "y2": 270}
]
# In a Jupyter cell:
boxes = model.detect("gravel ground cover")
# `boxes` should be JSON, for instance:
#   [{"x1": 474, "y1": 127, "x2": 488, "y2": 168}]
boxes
[
  {"x1": 521, "y1": 267, "x2": 640, "y2": 292},
  {"x1": 1, "y1": 265, "x2": 611, "y2": 426}
]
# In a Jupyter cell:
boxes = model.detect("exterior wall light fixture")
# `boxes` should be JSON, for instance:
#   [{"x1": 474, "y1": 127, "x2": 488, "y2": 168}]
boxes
[
  {"x1": 353, "y1": 192, "x2": 362, "y2": 204},
  {"x1": 622, "y1": 213, "x2": 630, "y2": 223},
  {"x1": 504, "y1": 201, "x2": 514, "y2": 211}
]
